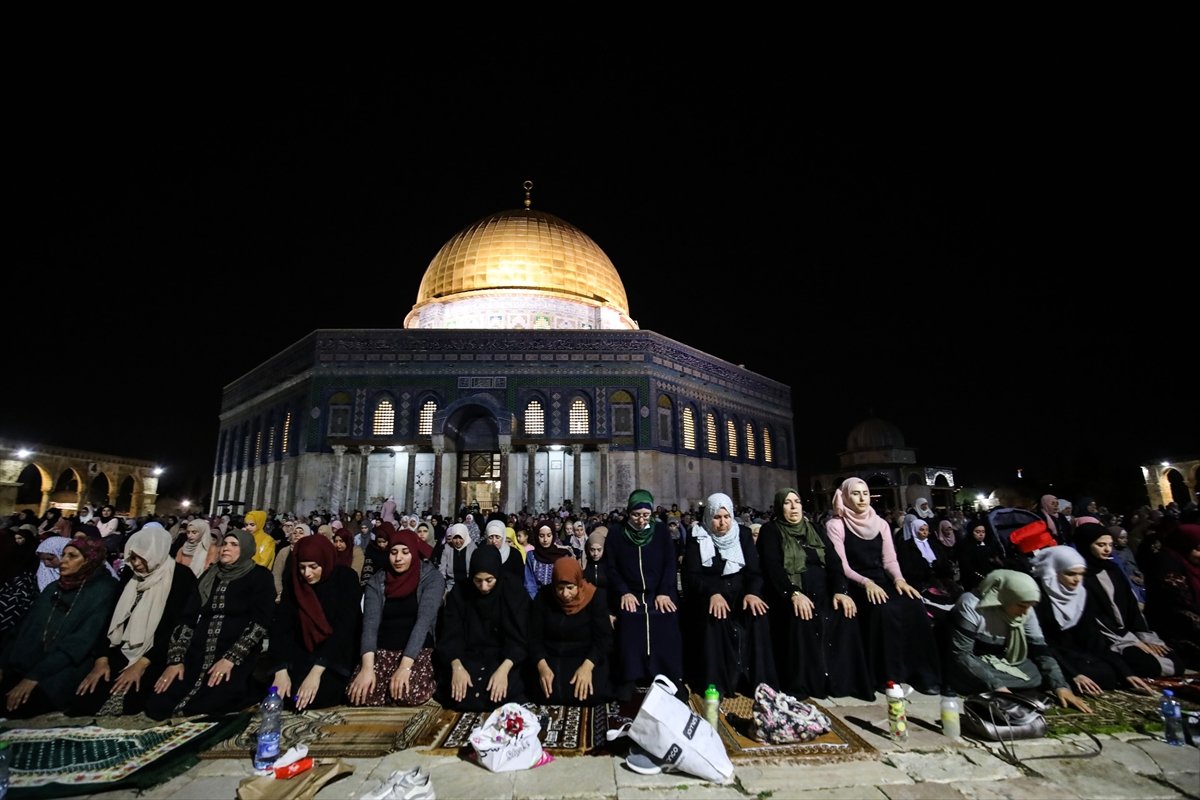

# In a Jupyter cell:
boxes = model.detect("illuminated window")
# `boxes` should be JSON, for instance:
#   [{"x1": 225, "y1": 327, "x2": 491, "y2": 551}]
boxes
[
  {"x1": 267, "y1": 425, "x2": 276, "y2": 460},
  {"x1": 657, "y1": 395, "x2": 673, "y2": 446},
  {"x1": 569, "y1": 398, "x2": 589, "y2": 435},
  {"x1": 418, "y1": 400, "x2": 437, "y2": 435},
  {"x1": 681, "y1": 407, "x2": 696, "y2": 450},
  {"x1": 763, "y1": 427, "x2": 774, "y2": 464},
  {"x1": 242, "y1": 434, "x2": 251, "y2": 469},
  {"x1": 726, "y1": 419, "x2": 738, "y2": 458},
  {"x1": 282, "y1": 412, "x2": 291, "y2": 454},
  {"x1": 254, "y1": 430, "x2": 262, "y2": 463},
  {"x1": 328, "y1": 392, "x2": 352, "y2": 437},
  {"x1": 745, "y1": 422, "x2": 757, "y2": 460},
  {"x1": 611, "y1": 390, "x2": 634, "y2": 437},
  {"x1": 706, "y1": 413, "x2": 718, "y2": 455},
  {"x1": 524, "y1": 400, "x2": 545, "y2": 435},
  {"x1": 373, "y1": 399, "x2": 395, "y2": 436}
]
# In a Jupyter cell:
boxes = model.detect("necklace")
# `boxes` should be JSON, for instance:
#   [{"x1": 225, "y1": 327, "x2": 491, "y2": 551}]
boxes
[{"x1": 42, "y1": 585, "x2": 84, "y2": 646}]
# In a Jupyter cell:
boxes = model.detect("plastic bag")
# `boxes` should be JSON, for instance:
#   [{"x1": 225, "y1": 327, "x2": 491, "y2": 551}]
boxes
[{"x1": 467, "y1": 702, "x2": 546, "y2": 772}]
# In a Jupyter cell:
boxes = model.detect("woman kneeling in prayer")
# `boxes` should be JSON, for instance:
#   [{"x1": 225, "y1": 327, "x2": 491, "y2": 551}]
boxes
[{"x1": 528, "y1": 556, "x2": 612, "y2": 705}]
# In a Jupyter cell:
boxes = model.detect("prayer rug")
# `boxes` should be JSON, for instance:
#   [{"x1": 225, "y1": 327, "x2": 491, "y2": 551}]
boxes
[
  {"x1": 686, "y1": 692, "x2": 878, "y2": 765},
  {"x1": 424, "y1": 701, "x2": 623, "y2": 757},
  {"x1": 198, "y1": 701, "x2": 443, "y2": 759},
  {"x1": 1, "y1": 715, "x2": 245, "y2": 799},
  {"x1": 1043, "y1": 686, "x2": 1200, "y2": 737}
]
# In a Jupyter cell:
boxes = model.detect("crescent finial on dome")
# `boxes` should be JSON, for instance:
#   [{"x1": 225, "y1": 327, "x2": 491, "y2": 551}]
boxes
[{"x1": 523, "y1": 180, "x2": 533, "y2": 210}]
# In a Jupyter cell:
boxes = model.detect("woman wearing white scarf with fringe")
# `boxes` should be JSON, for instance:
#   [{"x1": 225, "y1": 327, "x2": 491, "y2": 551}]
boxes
[
  {"x1": 69, "y1": 522, "x2": 200, "y2": 716},
  {"x1": 682, "y1": 492, "x2": 776, "y2": 698}
]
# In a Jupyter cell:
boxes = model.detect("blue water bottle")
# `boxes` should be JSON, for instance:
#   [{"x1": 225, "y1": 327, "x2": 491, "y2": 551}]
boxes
[
  {"x1": 253, "y1": 686, "x2": 284, "y2": 769},
  {"x1": 1158, "y1": 689, "x2": 1184, "y2": 746}
]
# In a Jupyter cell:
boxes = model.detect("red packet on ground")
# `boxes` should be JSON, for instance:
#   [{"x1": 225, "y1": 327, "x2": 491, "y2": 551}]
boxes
[{"x1": 274, "y1": 756, "x2": 314, "y2": 779}]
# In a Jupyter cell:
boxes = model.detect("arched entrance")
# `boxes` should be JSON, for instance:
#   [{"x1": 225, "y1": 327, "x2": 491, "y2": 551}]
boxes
[{"x1": 438, "y1": 396, "x2": 505, "y2": 516}]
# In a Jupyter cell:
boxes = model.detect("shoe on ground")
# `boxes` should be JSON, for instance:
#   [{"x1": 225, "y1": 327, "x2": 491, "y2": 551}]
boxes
[
  {"x1": 624, "y1": 744, "x2": 663, "y2": 775},
  {"x1": 361, "y1": 767, "x2": 433, "y2": 800}
]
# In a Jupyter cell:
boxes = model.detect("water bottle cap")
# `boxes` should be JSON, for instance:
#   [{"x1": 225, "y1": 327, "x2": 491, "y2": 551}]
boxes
[
  {"x1": 0, "y1": 741, "x2": 8, "y2": 750},
  {"x1": 1163, "y1": 689, "x2": 1174, "y2": 697},
  {"x1": 268, "y1": 686, "x2": 279, "y2": 694}
]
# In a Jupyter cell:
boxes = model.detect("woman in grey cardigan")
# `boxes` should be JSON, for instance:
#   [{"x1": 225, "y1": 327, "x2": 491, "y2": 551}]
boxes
[{"x1": 346, "y1": 526, "x2": 443, "y2": 706}]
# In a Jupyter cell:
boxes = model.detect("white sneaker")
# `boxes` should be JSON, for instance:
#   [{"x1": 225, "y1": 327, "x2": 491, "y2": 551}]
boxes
[{"x1": 361, "y1": 768, "x2": 433, "y2": 800}]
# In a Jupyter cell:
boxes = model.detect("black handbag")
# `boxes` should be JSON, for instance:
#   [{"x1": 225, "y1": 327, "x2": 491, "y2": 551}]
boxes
[{"x1": 960, "y1": 691, "x2": 1048, "y2": 742}]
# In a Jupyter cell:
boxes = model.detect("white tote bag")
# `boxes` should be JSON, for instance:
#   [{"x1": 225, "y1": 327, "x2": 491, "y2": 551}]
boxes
[
  {"x1": 609, "y1": 675, "x2": 734, "y2": 784},
  {"x1": 468, "y1": 703, "x2": 545, "y2": 772}
]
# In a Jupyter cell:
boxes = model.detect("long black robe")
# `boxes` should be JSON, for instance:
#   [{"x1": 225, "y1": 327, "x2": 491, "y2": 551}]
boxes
[
  {"x1": 527, "y1": 584, "x2": 613, "y2": 704},
  {"x1": 683, "y1": 527, "x2": 776, "y2": 698},
  {"x1": 756, "y1": 521, "x2": 874, "y2": 700},
  {"x1": 605, "y1": 522, "x2": 683, "y2": 685}
]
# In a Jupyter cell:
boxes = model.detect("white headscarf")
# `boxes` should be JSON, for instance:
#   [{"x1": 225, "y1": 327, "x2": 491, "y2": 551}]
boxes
[
  {"x1": 906, "y1": 518, "x2": 936, "y2": 563},
  {"x1": 1032, "y1": 545, "x2": 1087, "y2": 629},
  {"x1": 35, "y1": 536, "x2": 70, "y2": 591},
  {"x1": 912, "y1": 497, "x2": 935, "y2": 520},
  {"x1": 179, "y1": 519, "x2": 214, "y2": 578},
  {"x1": 108, "y1": 523, "x2": 177, "y2": 663},
  {"x1": 485, "y1": 519, "x2": 511, "y2": 562},
  {"x1": 691, "y1": 492, "x2": 745, "y2": 575}
]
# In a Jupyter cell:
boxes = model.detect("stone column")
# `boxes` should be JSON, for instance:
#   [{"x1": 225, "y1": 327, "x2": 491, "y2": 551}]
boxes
[
  {"x1": 571, "y1": 444, "x2": 583, "y2": 513},
  {"x1": 498, "y1": 444, "x2": 511, "y2": 513},
  {"x1": 431, "y1": 447, "x2": 445, "y2": 517},
  {"x1": 139, "y1": 473, "x2": 160, "y2": 517},
  {"x1": 0, "y1": 457, "x2": 25, "y2": 518},
  {"x1": 357, "y1": 446, "x2": 374, "y2": 512},
  {"x1": 331, "y1": 445, "x2": 348, "y2": 515},
  {"x1": 597, "y1": 444, "x2": 610, "y2": 513},
  {"x1": 405, "y1": 451, "x2": 417, "y2": 513},
  {"x1": 39, "y1": 489, "x2": 51, "y2": 517},
  {"x1": 526, "y1": 445, "x2": 538, "y2": 514}
]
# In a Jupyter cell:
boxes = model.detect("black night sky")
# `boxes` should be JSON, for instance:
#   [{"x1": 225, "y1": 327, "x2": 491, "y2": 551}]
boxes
[{"x1": 7, "y1": 46, "x2": 1194, "y2": 511}]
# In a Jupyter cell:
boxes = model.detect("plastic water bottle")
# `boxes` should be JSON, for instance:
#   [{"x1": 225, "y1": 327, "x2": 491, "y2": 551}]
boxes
[
  {"x1": 940, "y1": 693, "x2": 961, "y2": 739},
  {"x1": 885, "y1": 681, "x2": 908, "y2": 741},
  {"x1": 253, "y1": 686, "x2": 284, "y2": 769},
  {"x1": 704, "y1": 684, "x2": 721, "y2": 728},
  {"x1": 0, "y1": 739, "x2": 10, "y2": 800},
  {"x1": 1159, "y1": 689, "x2": 1184, "y2": 746}
]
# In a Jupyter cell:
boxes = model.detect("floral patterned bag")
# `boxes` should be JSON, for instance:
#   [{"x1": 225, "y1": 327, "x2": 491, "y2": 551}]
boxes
[
  {"x1": 468, "y1": 703, "x2": 550, "y2": 772},
  {"x1": 749, "y1": 683, "x2": 832, "y2": 744}
]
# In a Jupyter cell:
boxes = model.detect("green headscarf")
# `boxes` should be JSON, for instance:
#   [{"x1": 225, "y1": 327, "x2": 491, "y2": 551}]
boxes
[
  {"x1": 197, "y1": 529, "x2": 258, "y2": 606},
  {"x1": 976, "y1": 569, "x2": 1040, "y2": 674},
  {"x1": 624, "y1": 489, "x2": 656, "y2": 547},
  {"x1": 772, "y1": 488, "x2": 825, "y2": 580}
]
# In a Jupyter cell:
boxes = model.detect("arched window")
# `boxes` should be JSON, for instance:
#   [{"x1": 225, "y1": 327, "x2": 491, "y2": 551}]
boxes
[
  {"x1": 611, "y1": 390, "x2": 634, "y2": 437},
  {"x1": 745, "y1": 422, "x2": 756, "y2": 461},
  {"x1": 657, "y1": 395, "x2": 673, "y2": 446},
  {"x1": 328, "y1": 392, "x2": 353, "y2": 437},
  {"x1": 254, "y1": 430, "x2": 263, "y2": 464},
  {"x1": 524, "y1": 399, "x2": 545, "y2": 435},
  {"x1": 682, "y1": 407, "x2": 696, "y2": 450},
  {"x1": 726, "y1": 419, "x2": 738, "y2": 458},
  {"x1": 705, "y1": 413, "x2": 718, "y2": 455},
  {"x1": 241, "y1": 432, "x2": 251, "y2": 469},
  {"x1": 569, "y1": 398, "x2": 589, "y2": 435},
  {"x1": 373, "y1": 398, "x2": 395, "y2": 436},
  {"x1": 267, "y1": 425, "x2": 276, "y2": 460},
  {"x1": 282, "y1": 411, "x2": 292, "y2": 455},
  {"x1": 418, "y1": 400, "x2": 437, "y2": 436},
  {"x1": 763, "y1": 426, "x2": 774, "y2": 464}
]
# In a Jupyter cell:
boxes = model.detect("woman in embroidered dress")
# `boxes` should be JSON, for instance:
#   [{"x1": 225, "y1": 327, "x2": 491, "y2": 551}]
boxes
[
  {"x1": 825, "y1": 477, "x2": 942, "y2": 694},
  {"x1": 756, "y1": 488, "x2": 873, "y2": 700},
  {"x1": 145, "y1": 530, "x2": 275, "y2": 719},
  {"x1": 437, "y1": 545, "x2": 530, "y2": 711},
  {"x1": 0, "y1": 538, "x2": 117, "y2": 717},
  {"x1": 605, "y1": 489, "x2": 684, "y2": 699},
  {"x1": 270, "y1": 534, "x2": 362, "y2": 710},
  {"x1": 683, "y1": 492, "x2": 776, "y2": 698},
  {"x1": 947, "y1": 569, "x2": 1092, "y2": 712},
  {"x1": 528, "y1": 555, "x2": 612, "y2": 705},
  {"x1": 0, "y1": 526, "x2": 40, "y2": 646},
  {"x1": 346, "y1": 526, "x2": 442, "y2": 707},
  {"x1": 522, "y1": 524, "x2": 572, "y2": 599},
  {"x1": 70, "y1": 523, "x2": 198, "y2": 716}
]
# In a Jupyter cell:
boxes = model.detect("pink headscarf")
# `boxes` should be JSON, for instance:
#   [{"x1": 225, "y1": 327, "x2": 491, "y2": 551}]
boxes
[
  {"x1": 936, "y1": 519, "x2": 957, "y2": 548},
  {"x1": 831, "y1": 477, "x2": 888, "y2": 540},
  {"x1": 1039, "y1": 495, "x2": 1059, "y2": 537}
]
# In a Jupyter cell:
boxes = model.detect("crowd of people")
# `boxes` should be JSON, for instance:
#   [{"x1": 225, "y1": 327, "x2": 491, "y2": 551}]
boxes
[{"x1": 0, "y1": 483, "x2": 1195, "y2": 723}]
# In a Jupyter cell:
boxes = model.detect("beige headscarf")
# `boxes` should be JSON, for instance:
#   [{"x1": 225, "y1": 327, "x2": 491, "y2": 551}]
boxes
[
  {"x1": 108, "y1": 523, "x2": 176, "y2": 663},
  {"x1": 178, "y1": 519, "x2": 214, "y2": 578}
]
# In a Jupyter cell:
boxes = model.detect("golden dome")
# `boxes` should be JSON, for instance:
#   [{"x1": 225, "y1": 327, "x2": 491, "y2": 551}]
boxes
[{"x1": 405, "y1": 208, "x2": 634, "y2": 330}]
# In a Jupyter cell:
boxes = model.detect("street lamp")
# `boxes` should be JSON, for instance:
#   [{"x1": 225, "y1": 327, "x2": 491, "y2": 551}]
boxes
[{"x1": 153, "y1": 467, "x2": 164, "y2": 476}]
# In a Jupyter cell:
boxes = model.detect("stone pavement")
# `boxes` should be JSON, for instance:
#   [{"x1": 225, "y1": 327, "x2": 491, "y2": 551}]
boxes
[{"x1": 75, "y1": 692, "x2": 1199, "y2": 800}]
